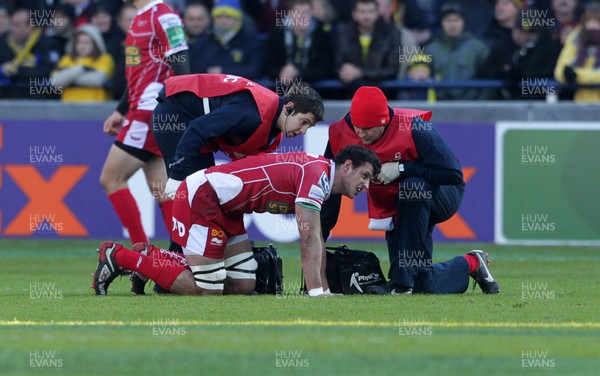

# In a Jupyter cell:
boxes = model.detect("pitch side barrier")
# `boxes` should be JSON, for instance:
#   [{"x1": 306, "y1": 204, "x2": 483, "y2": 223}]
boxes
[
  {"x1": 2, "y1": 78, "x2": 597, "y2": 100},
  {"x1": 0, "y1": 101, "x2": 598, "y2": 245}
]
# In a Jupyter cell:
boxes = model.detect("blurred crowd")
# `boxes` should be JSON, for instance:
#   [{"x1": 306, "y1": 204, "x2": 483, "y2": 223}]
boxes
[{"x1": 1, "y1": 0, "x2": 600, "y2": 101}]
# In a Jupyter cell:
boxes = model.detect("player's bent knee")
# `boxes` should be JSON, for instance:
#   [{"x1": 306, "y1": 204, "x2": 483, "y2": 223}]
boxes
[
  {"x1": 190, "y1": 261, "x2": 226, "y2": 294},
  {"x1": 225, "y1": 252, "x2": 257, "y2": 280},
  {"x1": 168, "y1": 270, "x2": 200, "y2": 295},
  {"x1": 224, "y1": 252, "x2": 257, "y2": 295}
]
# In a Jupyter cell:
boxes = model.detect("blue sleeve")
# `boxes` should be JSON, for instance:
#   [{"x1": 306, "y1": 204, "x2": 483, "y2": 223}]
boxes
[
  {"x1": 402, "y1": 117, "x2": 464, "y2": 186},
  {"x1": 169, "y1": 91, "x2": 262, "y2": 180}
]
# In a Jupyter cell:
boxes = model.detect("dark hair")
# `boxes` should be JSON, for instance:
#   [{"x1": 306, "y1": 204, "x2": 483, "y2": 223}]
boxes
[
  {"x1": 185, "y1": 1, "x2": 209, "y2": 13},
  {"x1": 334, "y1": 144, "x2": 381, "y2": 176},
  {"x1": 89, "y1": 3, "x2": 113, "y2": 18},
  {"x1": 282, "y1": 82, "x2": 324, "y2": 122},
  {"x1": 55, "y1": 3, "x2": 76, "y2": 21},
  {"x1": 353, "y1": 0, "x2": 378, "y2": 11},
  {"x1": 440, "y1": 2, "x2": 464, "y2": 21}
]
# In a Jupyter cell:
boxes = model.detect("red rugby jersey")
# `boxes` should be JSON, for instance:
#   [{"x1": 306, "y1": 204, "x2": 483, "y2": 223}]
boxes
[
  {"x1": 125, "y1": 0, "x2": 187, "y2": 111},
  {"x1": 186, "y1": 152, "x2": 334, "y2": 215}
]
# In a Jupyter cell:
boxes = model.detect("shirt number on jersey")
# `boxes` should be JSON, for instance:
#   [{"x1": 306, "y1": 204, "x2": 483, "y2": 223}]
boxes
[{"x1": 172, "y1": 217, "x2": 186, "y2": 237}]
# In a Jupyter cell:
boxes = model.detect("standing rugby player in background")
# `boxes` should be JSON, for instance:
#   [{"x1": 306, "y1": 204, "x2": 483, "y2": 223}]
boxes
[{"x1": 99, "y1": 0, "x2": 189, "y2": 245}]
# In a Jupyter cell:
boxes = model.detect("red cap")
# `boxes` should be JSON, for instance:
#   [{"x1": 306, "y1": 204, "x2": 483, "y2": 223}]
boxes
[{"x1": 350, "y1": 86, "x2": 390, "y2": 128}]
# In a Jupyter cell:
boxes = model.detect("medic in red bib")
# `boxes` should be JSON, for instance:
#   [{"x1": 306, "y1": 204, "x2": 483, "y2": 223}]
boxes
[
  {"x1": 321, "y1": 86, "x2": 500, "y2": 296},
  {"x1": 152, "y1": 73, "x2": 325, "y2": 195}
]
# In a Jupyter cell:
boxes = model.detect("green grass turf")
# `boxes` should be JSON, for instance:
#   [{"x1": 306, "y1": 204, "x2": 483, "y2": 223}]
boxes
[{"x1": 1, "y1": 239, "x2": 599, "y2": 375}]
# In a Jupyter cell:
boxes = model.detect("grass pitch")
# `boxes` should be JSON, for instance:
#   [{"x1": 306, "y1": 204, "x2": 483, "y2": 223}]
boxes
[{"x1": 1, "y1": 239, "x2": 599, "y2": 375}]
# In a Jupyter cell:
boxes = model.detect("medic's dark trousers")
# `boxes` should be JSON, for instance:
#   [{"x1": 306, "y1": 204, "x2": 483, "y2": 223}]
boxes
[{"x1": 386, "y1": 177, "x2": 469, "y2": 294}]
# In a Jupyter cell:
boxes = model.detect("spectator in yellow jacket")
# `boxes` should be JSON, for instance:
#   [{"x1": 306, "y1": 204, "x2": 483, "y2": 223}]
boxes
[
  {"x1": 51, "y1": 24, "x2": 114, "y2": 102},
  {"x1": 555, "y1": 2, "x2": 600, "y2": 102}
]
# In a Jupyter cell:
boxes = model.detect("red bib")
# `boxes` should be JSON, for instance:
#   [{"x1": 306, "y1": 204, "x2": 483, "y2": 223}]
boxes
[
  {"x1": 329, "y1": 108, "x2": 432, "y2": 221},
  {"x1": 166, "y1": 74, "x2": 282, "y2": 159}
]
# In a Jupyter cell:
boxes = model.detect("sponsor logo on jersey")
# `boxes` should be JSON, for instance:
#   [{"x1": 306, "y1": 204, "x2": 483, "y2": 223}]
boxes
[
  {"x1": 125, "y1": 46, "x2": 141, "y2": 66},
  {"x1": 267, "y1": 201, "x2": 289, "y2": 214},
  {"x1": 210, "y1": 228, "x2": 225, "y2": 246},
  {"x1": 308, "y1": 185, "x2": 325, "y2": 201},
  {"x1": 158, "y1": 14, "x2": 186, "y2": 48},
  {"x1": 318, "y1": 172, "x2": 330, "y2": 196},
  {"x1": 210, "y1": 237, "x2": 223, "y2": 246}
]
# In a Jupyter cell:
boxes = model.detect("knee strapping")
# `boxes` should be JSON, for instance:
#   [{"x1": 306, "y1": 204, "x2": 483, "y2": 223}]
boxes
[
  {"x1": 190, "y1": 261, "x2": 226, "y2": 290},
  {"x1": 224, "y1": 252, "x2": 257, "y2": 280}
]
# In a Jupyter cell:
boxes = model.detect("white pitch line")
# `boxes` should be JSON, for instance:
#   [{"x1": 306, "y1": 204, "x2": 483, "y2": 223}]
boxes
[{"x1": 0, "y1": 320, "x2": 599, "y2": 329}]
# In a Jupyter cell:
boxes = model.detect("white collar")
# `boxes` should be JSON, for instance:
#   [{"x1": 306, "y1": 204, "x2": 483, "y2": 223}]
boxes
[{"x1": 138, "y1": 0, "x2": 163, "y2": 15}]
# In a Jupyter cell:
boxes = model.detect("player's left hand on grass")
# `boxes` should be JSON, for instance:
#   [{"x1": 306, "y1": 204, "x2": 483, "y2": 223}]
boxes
[
  {"x1": 307, "y1": 287, "x2": 337, "y2": 297},
  {"x1": 165, "y1": 178, "x2": 182, "y2": 200},
  {"x1": 310, "y1": 292, "x2": 335, "y2": 297},
  {"x1": 377, "y1": 162, "x2": 401, "y2": 185}
]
